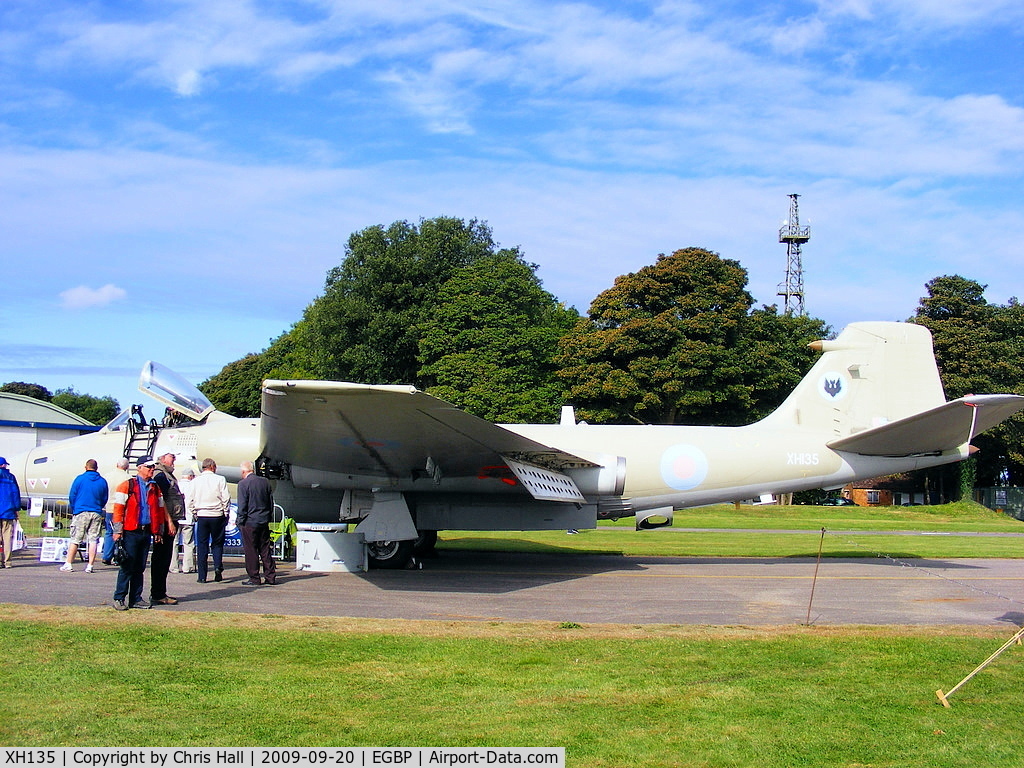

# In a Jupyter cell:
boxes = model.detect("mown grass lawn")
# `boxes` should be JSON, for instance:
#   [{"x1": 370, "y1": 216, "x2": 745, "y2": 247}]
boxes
[
  {"x1": 1, "y1": 606, "x2": 1022, "y2": 767},
  {"x1": 2, "y1": 502, "x2": 1022, "y2": 766},
  {"x1": 439, "y1": 502, "x2": 1024, "y2": 559}
]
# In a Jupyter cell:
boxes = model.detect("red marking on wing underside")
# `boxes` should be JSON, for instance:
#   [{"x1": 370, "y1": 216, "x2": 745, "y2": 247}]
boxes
[{"x1": 477, "y1": 465, "x2": 519, "y2": 486}]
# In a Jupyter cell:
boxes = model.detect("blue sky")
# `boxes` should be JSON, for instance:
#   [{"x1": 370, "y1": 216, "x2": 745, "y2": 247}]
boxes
[{"x1": 2, "y1": 0, "x2": 1023, "y2": 414}]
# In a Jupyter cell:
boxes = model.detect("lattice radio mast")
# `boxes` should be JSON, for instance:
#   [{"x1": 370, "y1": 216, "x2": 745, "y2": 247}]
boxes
[{"x1": 777, "y1": 193, "x2": 810, "y2": 315}]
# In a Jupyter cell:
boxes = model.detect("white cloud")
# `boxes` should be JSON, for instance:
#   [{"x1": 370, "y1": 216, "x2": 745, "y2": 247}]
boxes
[
  {"x1": 0, "y1": 0, "x2": 1021, "y2": 389},
  {"x1": 59, "y1": 284, "x2": 127, "y2": 310},
  {"x1": 175, "y1": 68, "x2": 203, "y2": 96}
]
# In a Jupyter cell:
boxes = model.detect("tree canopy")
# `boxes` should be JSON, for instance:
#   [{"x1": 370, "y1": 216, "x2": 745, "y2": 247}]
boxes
[
  {"x1": 199, "y1": 324, "x2": 315, "y2": 418},
  {"x1": 417, "y1": 252, "x2": 578, "y2": 422},
  {"x1": 555, "y1": 248, "x2": 829, "y2": 424},
  {"x1": 51, "y1": 388, "x2": 119, "y2": 426},
  {"x1": 0, "y1": 382, "x2": 118, "y2": 426},
  {"x1": 911, "y1": 275, "x2": 1024, "y2": 486},
  {"x1": 1, "y1": 382, "x2": 53, "y2": 401},
  {"x1": 200, "y1": 217, "x2": 556, "y2": 418},
  {"x1": 302, "y1": 217, "x2": 514, "y2": 385}
]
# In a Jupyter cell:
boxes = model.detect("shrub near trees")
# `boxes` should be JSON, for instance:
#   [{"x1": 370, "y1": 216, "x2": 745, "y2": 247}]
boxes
[
  {"x1": 304, "y1": 217, "x2": 515, "y2": 385},
  {"x1": 417, "y1": 253, "x2": 578, "y2": 423},
  {"x1": 51, "y1": 388, "x2": 119, "y2": 426}
]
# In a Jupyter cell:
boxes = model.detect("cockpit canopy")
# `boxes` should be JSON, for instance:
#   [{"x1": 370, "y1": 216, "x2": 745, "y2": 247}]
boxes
[
  {"x1": 139, "y1": 361, "x2": 216, "y2": 421},
  {"x1": 100, "y1": 362, "x2": 215, "y2": 432}
]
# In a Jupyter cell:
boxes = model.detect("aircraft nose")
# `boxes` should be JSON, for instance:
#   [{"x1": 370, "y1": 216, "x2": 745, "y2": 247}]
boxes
[{"x1": 6, "y1": 450, "x2": 30, "y2": 499}]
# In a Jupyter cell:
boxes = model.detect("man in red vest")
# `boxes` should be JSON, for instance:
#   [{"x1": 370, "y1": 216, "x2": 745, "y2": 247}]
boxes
[{"x1": 111, "y1": 455, "x2": 175, "y2": 611}]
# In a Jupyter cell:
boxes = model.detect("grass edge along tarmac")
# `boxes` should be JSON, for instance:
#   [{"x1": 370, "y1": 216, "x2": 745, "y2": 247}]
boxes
[
  {"x1": 440, "y1": 501, "x2": 1024, "y2": 559},
  {"x1": 2, "y1": 605, "x2": 1023, "y2": 767}
]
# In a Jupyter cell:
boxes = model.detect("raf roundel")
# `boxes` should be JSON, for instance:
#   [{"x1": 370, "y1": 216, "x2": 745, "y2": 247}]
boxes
[
  {"x1": 817, "y1": 371, "x2": 848, "y2": 401},
  {"x1": 660, "y1": 444, "x2": 709, "y2": 491}
]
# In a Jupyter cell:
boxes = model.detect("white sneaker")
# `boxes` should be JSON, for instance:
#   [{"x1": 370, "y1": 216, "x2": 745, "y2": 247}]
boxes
[
  {"x1": 85, "y1": 565, "x2": 94, "y2": 573},
  {"x1": 59, "y1": 563, "x2": 73, "y2": 572}
]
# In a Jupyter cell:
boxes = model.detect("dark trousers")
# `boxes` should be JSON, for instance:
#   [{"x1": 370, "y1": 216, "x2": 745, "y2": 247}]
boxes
[
  {"x1": 113, "y1": 529, "x2": 151, "y2": 606},
  {"x1": 241, "y1": 524, "x2": 277, "y2": 584},
  {"x1": 150, "y1": 534, "x2": 174, "y2": 600},
  {"x1": 195, "y1": 516, "x2": 226, "y2": 581}
]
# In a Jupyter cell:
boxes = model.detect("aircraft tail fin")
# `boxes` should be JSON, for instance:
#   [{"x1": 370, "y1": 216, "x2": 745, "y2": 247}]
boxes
[{"x1": 759, "y1": 321, "x2": 950, "y2": 441}]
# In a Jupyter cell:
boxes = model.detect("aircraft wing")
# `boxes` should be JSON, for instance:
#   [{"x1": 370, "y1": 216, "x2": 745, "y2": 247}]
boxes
[
  {"x1": 259, "y1": 379, "x2": 597, "y2": 489},
  {"x1": 827, "y1": 394, "x2": 1024, "y2": 457}
]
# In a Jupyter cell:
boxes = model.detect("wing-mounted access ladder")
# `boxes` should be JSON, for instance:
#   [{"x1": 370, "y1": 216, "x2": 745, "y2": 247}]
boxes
[{"x1": 123, "y1": 405, "x2": 160, "y2": 465}]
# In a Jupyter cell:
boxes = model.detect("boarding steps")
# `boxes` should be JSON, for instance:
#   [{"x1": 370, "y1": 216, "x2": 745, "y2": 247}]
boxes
[{"x1": 123, "y1": 405, "x2": 160, "y2": 465}]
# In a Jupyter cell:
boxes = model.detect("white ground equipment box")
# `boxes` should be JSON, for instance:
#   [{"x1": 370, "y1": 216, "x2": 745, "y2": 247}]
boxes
[{"x1": 295, "y1": 524, "x2": 368, "y2": 573}]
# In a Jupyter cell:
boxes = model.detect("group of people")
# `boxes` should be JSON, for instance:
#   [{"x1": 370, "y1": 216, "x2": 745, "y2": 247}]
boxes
[{"x1": 0, "y1": 451, "x2": 278, "y2": 610}]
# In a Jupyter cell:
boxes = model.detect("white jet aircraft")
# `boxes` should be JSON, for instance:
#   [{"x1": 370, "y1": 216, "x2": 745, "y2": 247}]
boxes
[{"x1": 11, "y1": 321, "x2": 1024, "y2": 568}]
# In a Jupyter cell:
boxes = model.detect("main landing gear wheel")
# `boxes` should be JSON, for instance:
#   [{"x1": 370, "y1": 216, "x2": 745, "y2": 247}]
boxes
[
  {"x1": 366, "y1": 539, "x2": 416, "y2": 569},
  {"x1": 413, "y1": 530, "x2": 438, "y2": 557}
]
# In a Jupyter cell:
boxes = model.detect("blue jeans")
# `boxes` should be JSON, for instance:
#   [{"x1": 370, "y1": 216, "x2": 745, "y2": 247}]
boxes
[
  {"x1": 113, "y1": 529, "x2": 152, "y2": 606},
  {"x1": 102, "y1": 512, "x2": 115, "y2": 562},
  {"x1": 195, "y1": 516, "x2": 226, "y2": 581}
]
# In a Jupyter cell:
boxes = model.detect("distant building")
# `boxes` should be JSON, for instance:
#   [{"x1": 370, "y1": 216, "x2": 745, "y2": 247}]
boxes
[
  {"x1": 0, "y1": 392, "x2": 100, "y2": 456},
  {"x1": 844, "y1": 475, "x2": 929, "y2": 507}
]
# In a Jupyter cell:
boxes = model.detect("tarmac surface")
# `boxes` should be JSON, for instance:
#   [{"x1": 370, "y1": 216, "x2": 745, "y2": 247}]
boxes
[{"x1": 2, "y1": 546, "x2": 1023, "y2": 626}]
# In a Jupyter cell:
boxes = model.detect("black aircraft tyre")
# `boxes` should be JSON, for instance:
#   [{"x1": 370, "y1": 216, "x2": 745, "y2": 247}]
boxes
[
  {"x1": 366, "y1": 539, "x2": 416, "y2": 569},
  {"x1": 413, "y1": 529, "x2": 438, "y2": 557}
]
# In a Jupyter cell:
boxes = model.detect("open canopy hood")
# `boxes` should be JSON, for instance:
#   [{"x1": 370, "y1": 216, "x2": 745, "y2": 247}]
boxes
[{"x1": 138, "y1": 360, "x2": 216, "y2": 422}]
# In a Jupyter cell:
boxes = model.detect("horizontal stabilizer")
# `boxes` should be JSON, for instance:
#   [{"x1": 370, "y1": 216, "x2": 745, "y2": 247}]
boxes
[{"x1": 828, "y1": 394, "x2": 1024, "y2": 456}]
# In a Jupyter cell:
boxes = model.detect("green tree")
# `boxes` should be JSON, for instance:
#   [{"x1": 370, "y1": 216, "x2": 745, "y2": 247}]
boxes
[
  {"x1": 740, "y1": 307, "x2": 832, "y2": 421},
  {"x1": 0, "y1": 382, "x2": 53, "y2": 401},
  {"x1": 200, "y1": 325, "x2": 315, "y2": 417},
  {"x1": 200, "y1": 353, "x2": 270, "y2": 418},
  {"x1": 51, "y1": 388, "x2": 120, "y2": 426},
  {"x1": 556, "y1": 248, "x2": 753, "y2": 424},
  {"x1": 200, "y1": 217, "x2": 539, "y2": 415},
  {"x1": 303, "y1": 217, "x2": 508, "y2": 385},
  {"x1": 911, "y1": 275, "x2": 1024, "y2": 487},
  {"x1": 555, "y1": 248, "x2": 827, "y2": 425},
  {"x1": 417, "y1": 253, "x2": 579, "y2": 422}
]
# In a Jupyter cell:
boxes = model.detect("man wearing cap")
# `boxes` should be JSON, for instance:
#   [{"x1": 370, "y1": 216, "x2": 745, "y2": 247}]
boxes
[
  {"x1": 110, "y1": 455, "x2": 175, "y2": 611},
  {"x1": 0, "y1": 457, "x2": 21, "y2": 568}
]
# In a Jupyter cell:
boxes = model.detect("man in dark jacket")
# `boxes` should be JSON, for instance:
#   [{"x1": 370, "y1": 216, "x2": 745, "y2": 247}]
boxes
[
  {"x1": 150, "y1": 453, "x2": 184, "y2": 605},
  {"x1": 236, "y1": 460, "x2": 277, "y2": 586}
]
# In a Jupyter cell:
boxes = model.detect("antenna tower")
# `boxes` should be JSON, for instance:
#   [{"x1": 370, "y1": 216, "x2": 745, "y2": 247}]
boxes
[{"x1": 777, "y1": 193, "x2": 810, "y2": 315}]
